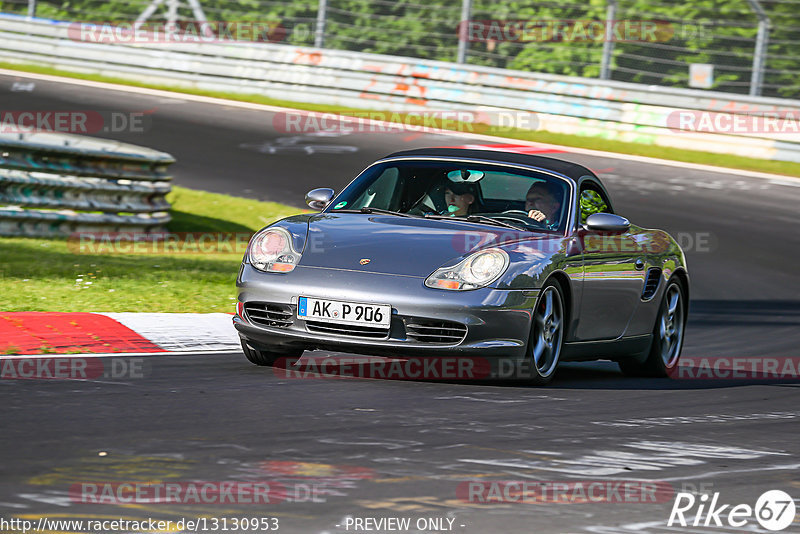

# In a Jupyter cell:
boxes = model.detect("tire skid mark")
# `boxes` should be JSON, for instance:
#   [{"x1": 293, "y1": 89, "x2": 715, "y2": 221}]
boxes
[{"x1": 458, "y1": 441, "x2": 787, "y2": 477}]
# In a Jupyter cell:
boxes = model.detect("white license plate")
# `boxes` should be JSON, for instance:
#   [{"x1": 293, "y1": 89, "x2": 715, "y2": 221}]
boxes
[{"x1": 297, "y1": 297, "x2": 391, "y2": 328}]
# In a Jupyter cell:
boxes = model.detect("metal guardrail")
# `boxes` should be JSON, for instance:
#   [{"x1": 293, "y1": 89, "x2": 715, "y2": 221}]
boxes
[
  {"x1": 10, "y1": 0, "x2": 800, "y2": 99},
  {"x1": 1, "y1": 14, "x2": 800, "y2": 163},
  {"x1": 0, "y1": 131, "x2": 174, "y2": 237}
]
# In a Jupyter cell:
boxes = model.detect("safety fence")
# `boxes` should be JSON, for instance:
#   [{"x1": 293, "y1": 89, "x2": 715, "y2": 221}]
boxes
[
  {"x1": 1, "y1": 14, "x2": 799, "y2": 164},
  {"x1": 0, "y1": 131, "x2": 174, "y2": 237}
]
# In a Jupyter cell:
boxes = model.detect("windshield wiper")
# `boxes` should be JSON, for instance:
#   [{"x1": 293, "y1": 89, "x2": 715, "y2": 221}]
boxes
[
  {"x1": 424, "y1": 213, "x2": 527, "y2": 231},
  {"x1": 357, "y1": 207, "x2": 418, "y2": 218}
]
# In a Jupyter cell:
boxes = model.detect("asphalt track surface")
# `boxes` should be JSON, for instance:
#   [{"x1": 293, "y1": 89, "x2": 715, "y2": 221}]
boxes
[{"x1": 2, "y1": 72, "x2": 800, "y2": 534}]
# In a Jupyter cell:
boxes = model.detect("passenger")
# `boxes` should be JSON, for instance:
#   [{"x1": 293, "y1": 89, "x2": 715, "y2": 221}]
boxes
[{"x1": 444, "y1": 182, "x2": 477, "y2": 216}]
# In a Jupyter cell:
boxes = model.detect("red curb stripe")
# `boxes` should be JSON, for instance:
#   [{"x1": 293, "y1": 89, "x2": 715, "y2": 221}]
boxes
[
  {"x1": 0, "y1": 312, "x2": 165, "y2": 355},
  {"x1": 439, "y1": 143, "x2": 565, "y2": 154}
]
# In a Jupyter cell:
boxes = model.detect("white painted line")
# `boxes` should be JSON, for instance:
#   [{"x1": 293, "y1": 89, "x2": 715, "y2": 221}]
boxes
[
  {"x1": 2, "y1": 68, "x2": 798, "y2": 183},
  {"x1": 0, "y1": 68, "x2": 304, "y2": 114}
]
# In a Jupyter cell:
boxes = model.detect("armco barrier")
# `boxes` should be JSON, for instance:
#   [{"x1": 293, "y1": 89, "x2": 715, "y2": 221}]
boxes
[
  {"x1": 0, "y1": 132, "x2": 174, "y2": 237},
  {"x1": 1, "y1": 14, "x2": 800, "y2": 162}
]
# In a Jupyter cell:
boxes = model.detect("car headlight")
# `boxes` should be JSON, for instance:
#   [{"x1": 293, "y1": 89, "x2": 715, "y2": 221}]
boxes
[
  {"x1": 425, "y1": 248, "x2": 509, "y2": 290},
  {"x1": 248, "y1": 227, "x2": 301, "y2": 273}
]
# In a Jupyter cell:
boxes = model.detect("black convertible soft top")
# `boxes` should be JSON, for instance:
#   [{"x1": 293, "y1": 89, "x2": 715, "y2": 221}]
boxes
[{"x1": 383, "y1": 147, "x2": 596, "y2": 181}]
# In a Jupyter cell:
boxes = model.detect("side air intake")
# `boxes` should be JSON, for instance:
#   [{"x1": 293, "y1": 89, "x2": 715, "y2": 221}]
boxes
[{"x1": 642, "y1": 268, "x2": 662, "y2": 300}]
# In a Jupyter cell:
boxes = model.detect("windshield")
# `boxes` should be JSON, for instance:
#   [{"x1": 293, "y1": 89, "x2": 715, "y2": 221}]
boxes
[{"x1": 326, "y1": 159, "x2": 572, "y2": 233}]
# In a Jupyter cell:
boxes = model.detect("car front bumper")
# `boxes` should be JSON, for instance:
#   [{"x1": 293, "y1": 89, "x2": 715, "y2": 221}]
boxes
[{"x1": 234, "y1": 264, "x2": 538, "y2": 360}]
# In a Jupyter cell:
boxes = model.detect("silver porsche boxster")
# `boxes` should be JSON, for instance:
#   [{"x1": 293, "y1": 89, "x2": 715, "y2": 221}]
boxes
[{"x1": 234, "y1": 148, "x2": 689, "y2": 384}]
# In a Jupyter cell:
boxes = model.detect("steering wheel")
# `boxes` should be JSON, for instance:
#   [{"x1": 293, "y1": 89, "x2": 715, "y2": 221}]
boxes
[
  {"x1": 492, "y1": 210, "x2": 549, "y2": 229},
  {"x1": 502, "y1": 210, "x2": 529, "y2": 216}
]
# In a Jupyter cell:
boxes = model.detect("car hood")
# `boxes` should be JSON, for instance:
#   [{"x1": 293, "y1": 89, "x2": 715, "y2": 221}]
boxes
[{"x1": 294, "y1": 213, "x2": 553, "y2": 277}]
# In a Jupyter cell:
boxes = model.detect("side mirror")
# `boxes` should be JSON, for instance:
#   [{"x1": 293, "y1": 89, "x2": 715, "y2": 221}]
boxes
[
  {"x1": 584, "y1": 213, "x2": 630, "y2": 233},
  {"x1": 305, "y1": 188, "x2": 335, "y2": 210}
]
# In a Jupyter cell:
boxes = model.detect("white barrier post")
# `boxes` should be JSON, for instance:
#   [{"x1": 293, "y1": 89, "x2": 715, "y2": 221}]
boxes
[
  {"x1": 315, "y1": 0, "x2": 327, "y2": 48},
  {"x1": 746, "y1": 0, "x2": 770, "y2": 97},
  {"x1": 600, "y1": 0, "x2": 617, "y2": 80},
  {"x1": 456, "y1": 0, "x2": 472, "y2": 64}
]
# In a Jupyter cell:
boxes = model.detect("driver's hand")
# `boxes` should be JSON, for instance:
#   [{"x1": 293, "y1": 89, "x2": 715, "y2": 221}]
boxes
[{"x1": 527, "y1": 209, "x2": 547, "y2": 222}]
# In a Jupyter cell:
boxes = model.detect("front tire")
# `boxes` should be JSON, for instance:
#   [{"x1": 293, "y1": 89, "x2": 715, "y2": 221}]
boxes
[
  {"x1": 619, "y1": 276, "x2": 687, "y2": 377},
  {"x1": 240, "y1": 339, "x2": 303, "y2": 367},
  {"x1": 525, "y1": 279, "x2": 566, "y2": 385}
]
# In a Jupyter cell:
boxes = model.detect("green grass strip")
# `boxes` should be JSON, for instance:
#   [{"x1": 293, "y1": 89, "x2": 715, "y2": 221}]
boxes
[{"x1": 0, "y1": 186, "x2": 301, "y2": 312}]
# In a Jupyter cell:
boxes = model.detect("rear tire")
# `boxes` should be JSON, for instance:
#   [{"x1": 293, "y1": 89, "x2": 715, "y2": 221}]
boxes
[
  {"x1": 240, "y1": 339, "x2": 303, "y2": 367},
  {"x1": 619, "y1": 276, "x2": 687, "y2": 377},
  {"x1": 524, "y1": 279, "x2": 566, "y2": 385}
]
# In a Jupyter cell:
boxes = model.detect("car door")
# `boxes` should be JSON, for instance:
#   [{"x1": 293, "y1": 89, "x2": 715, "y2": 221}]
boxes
[{"x1": 574, "y1": 181, "x2": 647, "y2": 341}]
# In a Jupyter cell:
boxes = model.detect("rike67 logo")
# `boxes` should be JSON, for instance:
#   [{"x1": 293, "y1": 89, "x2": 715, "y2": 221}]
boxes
[{"x1": 668, "y1": 490, "x2": 796, "y2": 531}]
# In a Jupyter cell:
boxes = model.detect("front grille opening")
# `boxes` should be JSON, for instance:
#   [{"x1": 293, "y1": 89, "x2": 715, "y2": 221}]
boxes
[
  {"x1": 306, "y1": 320, "x2": 390, "y2": 339},
  {"x1": 245, "y1": 302, "x2": 293, "y2": 328},
  {"x1": 405, "y1": 318, "x2": 467, "y2": 344},
  {"x1": 642, "y1": 268, "x2": 662, "y2": 300}
]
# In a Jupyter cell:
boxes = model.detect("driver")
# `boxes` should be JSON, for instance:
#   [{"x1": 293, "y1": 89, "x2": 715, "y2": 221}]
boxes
[
  {"x1": 525, "y1": 181, "x2": 563, "y2": 228},
  {"x1": 444, "y1": 182, "x2": 477, "y2": 217}
]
